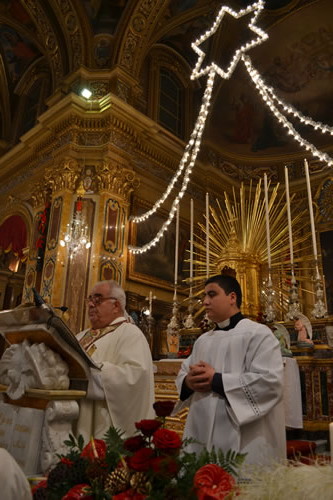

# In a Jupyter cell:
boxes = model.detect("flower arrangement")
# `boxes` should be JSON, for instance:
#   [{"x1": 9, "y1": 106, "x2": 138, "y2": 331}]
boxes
[{"x1": 32, "y1": 401, "x2": 245, "y2": 500}]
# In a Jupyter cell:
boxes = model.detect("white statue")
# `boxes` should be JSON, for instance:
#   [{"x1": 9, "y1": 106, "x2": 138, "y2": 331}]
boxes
[{"x1": 0, "y1": 339, "x2": 70, "y2": 400}]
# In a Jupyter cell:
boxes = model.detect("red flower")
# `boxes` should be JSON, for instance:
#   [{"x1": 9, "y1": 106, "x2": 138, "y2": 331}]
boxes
[
  {"x1": 81, "y1": 438, "x2": 106, "y2": 461},
  {"x1": 112, "y1": 490, "x2": 147, "y2": 500},
  {"x1": 152, "y1": 428, "x2": 182, "y2": 453},
  {"x1": 31, "y1": 479, "x2": 47, "y2": 494},
  {"x1": 135, "y1": 419, "x2": 162, "y2": 436},
  {"x1": 194, "y1": 464, "x2": 235, "y2": 500},
  {"x1": 124, "y1": 435, "x2": 145, "y2": 452},
  {"x1": 61, "y1": 457, "x2": 74, "y2": 466},
  {"x1": 153, "y1": 401, "x2": 176, "y2": 417},
  {"x1": 36, "y1": 236, "x2": 45, "y2": 249},
  {"x1": 127, "y1": 448, "x2": 154, "y2": 471},
  {"x1": 61, "y1": 483, "x2": 93, "y2": 499},
  {"x1": 150, "y1": 456, "x2": 179, "y2": 477}
]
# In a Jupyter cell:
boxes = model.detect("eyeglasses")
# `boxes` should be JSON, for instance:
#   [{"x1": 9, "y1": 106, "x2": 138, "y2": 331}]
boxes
[{"x1": 85, "y1": 294, "x2": 118, "y2": 306}]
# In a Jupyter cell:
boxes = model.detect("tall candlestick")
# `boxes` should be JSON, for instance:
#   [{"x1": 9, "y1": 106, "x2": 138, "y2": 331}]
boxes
[
  {"x1": 264, "y1": 173, "x2": 271, "y2": 269},
  {"x1": 304, "y1": 159, "x2": 318, "y2": 260},
  {"x1": 284, "y1": 166, "x2": 294, "y2": 266},
  {"x1": 190, "y1": 199, "x2": 194, "y2": 295},
  {"x1": 206, "y1": 192, "x2": 210, "y2": 279},
  {"x1": 149, "y1": 290, "x2": 152, "y2": 315},
  {"x1": 174, "y1": 205, "x2": 179, "y2": 286}
]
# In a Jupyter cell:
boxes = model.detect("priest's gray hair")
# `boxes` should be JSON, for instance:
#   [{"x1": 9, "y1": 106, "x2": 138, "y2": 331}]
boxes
[{"x1": 96, "y1": 280, "x2": 126, "y2": 313}]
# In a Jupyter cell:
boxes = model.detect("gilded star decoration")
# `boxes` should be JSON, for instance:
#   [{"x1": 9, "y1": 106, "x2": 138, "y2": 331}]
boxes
[{"x1": 191, "y1": 0, "x2": 268, "y2": 80}]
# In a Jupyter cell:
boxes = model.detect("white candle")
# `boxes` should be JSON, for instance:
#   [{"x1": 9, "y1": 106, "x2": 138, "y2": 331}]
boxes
[
  {"x1": 174, "y1": 205, "x2": 180, "y2": 286},
  {"x1": 304, "y1": 159, "x2": 318, "y2": 260},
  {"x1": 264, "y1": 173, "x2": 271, "y2": 269},
  {"x1": 190, "y1": 199, "x2": 194, "y2": 295},
  {"x1": 149, "y1": 290, "x2": 152, "y2": 315},
  {"x1": 330, "y1": 422, "x2": 333, "y2": 463},
  {"x1": 284, "y1": 166, "x2": 294, "y2": 266},
  {"x1": 206, "y1": 192, "x2": 210, "y2": 279}
]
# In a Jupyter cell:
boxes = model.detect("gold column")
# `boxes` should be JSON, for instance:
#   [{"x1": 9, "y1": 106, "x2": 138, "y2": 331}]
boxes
[
  {"x1": 93, "y1": 159, "x2": 139, "y2": 288},
  {"x1": 23, "y1": 183, "x2": 50, "y2": 303},
  {"x1": 40, "y1": 159, "x2": 82, "y2": 308}
]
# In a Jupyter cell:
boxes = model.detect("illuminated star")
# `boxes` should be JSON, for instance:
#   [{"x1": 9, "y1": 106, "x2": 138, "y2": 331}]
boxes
[{"x1": 191, "y1": 0, "x2": 268, "y2": 80}]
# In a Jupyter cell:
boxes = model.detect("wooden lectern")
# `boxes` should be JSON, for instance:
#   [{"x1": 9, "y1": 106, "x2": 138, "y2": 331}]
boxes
[{"x1": 0, "y1": 304, "x2": 98, "y2": 475}]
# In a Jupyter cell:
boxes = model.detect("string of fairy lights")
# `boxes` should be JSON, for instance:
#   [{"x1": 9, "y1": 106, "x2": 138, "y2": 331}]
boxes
[
  {"x1": 128, "y1": 69, "x2": 216, "y2": 253},
  {"x1": 242, "y1": 55, "x2": 333, "y2": 166},
  {"x1": 129, "y1": 0, "x2": 332, "y2": 254}
]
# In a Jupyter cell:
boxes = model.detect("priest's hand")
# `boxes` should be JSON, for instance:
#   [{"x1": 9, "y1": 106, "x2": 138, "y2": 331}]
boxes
[{"x1": 185, "y1": 360, "x2": 215, "y2": 392}]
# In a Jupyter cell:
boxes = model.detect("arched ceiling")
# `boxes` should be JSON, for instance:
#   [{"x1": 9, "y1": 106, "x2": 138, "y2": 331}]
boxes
[{"x1": 0, "y1": 0, "x2": 332, "y2": 169}]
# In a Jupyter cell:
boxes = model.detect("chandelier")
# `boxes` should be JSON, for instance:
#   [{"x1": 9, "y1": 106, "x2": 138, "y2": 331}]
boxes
[{"x1": 60, "y1": 197, "x2": 91, "y2": 255}]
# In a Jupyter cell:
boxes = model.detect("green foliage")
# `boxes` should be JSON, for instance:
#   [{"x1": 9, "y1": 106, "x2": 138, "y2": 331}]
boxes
[
  {"x1": 103, "y1": 427, "x2": 127, "y2": 469},
  {"x1": 143, "y1": 441, "x2": 246, "y2": 500},
  {"x1": 34, "y1": 425, "x2": 245, "y2": 500},
  {"x1": 61, "y1": 433, "x2": 85, "y2": 460}
]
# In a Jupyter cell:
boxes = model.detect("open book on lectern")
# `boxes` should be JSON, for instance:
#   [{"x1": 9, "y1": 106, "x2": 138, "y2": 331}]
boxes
[{"x1": 0, "y1": 303, "x2": 100, "y2": 391}]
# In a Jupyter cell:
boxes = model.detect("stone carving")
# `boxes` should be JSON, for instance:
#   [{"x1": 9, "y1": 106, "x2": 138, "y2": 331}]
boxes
[
  {"x1": 41, "y1": 400, "x2": 79, "y2": 472},
  {"x1": 0, "y1": 339, "x2": 70, "y2": 400},
  {"x1": 23, "y1": 0, "x2": 63, "y2": 83},
  {"x1": 97, "y1": 162, "x2": 139, "y2": 200},
  {"x1": 44, "y1": 159, "x2": 81, "y2": 193}
]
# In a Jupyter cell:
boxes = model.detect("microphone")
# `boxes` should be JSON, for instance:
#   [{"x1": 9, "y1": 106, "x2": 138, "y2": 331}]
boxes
[
  {"x1": 32, "y1": 287, "x2": 47, "y2": 308},
  {"x1": 32, "y1": 288, "x2": 68, "y2": 316}
]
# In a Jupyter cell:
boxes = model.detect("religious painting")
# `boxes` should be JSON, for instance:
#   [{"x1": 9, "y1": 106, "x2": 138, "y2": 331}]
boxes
[
  {"x1": 0, "y1": 25, "x2": 39, "y2": 85},
  {"x1": 205, "y1": 0, "x2": 333, "y2": 159},
  {"x1": 128, "y1": 203, "x2": 190, "y2": 290}
]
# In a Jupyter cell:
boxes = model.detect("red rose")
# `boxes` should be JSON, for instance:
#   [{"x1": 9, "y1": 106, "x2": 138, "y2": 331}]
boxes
[
  {"x1": 81, "y1": 438, "x2": 106, "y2": 461},
  {"x1": 153, "y1": 401, "x2": 176, "y2": 417},
  {"x1": 124, "y1": 435, "x2": 146, "y2": 452},
  {"x1": 113, "y1": 490, "x2": 147, "y2": 500},
  {"x1": 61, "y1": 483, "x2": 93, "y2": 499},
  {"x1": 194, "y1": 464, "x2": 235, "y2": 500},
  {"x1": 135, "y1": 419, "x2": 162, "y2": 436},
  {"x1": 152, "y1": 428, "x2": 182, "y2": 453},
  {"x1": 127, "y1": 447, "x2": 155, "y2": 471},
  {"x1": 150, "y1": 456, "x2": 179, "y2": 477}
]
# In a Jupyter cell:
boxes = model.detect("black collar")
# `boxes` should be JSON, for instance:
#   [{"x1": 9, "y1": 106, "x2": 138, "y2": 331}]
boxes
[{"x1": 214, "y1": 312, "x2": 245, "y2": 331}]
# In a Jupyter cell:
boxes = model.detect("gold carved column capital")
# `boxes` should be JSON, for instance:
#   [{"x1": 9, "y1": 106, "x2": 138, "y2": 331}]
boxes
[
  {"x1": 97, "y1": 161, "x2": 140, "y2": 203},
  {"x1": 44, "y1": 159, "x2": 81, "y2": 194},
  {"x1": 30, "y1": 182, "x2": 50, "y2": 210}
]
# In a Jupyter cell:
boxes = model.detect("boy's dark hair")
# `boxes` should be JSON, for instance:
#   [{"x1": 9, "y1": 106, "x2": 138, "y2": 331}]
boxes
[{"x1": 205, "y1": 274, "x2": 242, "y2": 308}]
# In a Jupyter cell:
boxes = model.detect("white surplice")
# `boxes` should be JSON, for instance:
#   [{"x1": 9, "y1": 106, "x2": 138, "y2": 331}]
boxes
[
  {"x1": 175, "y1": 318, "x2": 286, "y2": 465},
  {"x1": 0, "y1": 448, "x2": 32, "y2": 500},
  {"x1": 76, "y1": 318, "x2": 155, "y2": 442}
]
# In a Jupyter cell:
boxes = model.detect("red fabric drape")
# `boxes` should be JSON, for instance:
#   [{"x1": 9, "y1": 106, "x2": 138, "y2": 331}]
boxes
[{"x1": 0, "y1": 215, "x2": 27, "y2": 260}]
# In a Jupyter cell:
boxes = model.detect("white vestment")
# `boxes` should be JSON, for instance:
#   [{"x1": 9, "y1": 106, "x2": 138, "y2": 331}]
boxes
[
  {"x1": 175, "y1": 318, "x2": 286, "y2": 465},
  {"x1": 76, "y1": 318, "x2": 155, "y2": 442},
  {"x1": 0, "y1": 448, "x2": 32, "y2": 500}
]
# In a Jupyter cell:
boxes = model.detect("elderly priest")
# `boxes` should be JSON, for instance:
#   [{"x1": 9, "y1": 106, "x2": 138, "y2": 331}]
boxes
[{"x1": 76, "y1": 280, "x2": 155, "y2": 441}]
